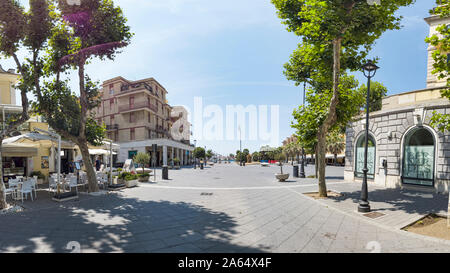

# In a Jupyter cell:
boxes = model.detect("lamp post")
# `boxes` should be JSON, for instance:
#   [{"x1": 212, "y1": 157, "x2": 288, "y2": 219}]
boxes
[
  {"x1": 358, "y1": 60, "x2": 379, "y2": 213},
  {"x1": 299, "y1": 81, "x2": 306, "y2": 178}
]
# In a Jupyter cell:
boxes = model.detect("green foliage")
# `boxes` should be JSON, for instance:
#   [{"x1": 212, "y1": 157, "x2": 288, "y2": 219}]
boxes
[
  {"x1": 30, "y1": 171, "x2": 45, "y2": 180},
  {"x1": 292, "y1": 75, "x2": 364, "y2": 151},
  {"x1": 193, "y1": 147, "x2": 206, "y2": 159},
  {"x1": 357, "y1": 81, "x2": 388, "y2": 112},
  {"x1": 206, "y1": 149, "x2": 213, "y2": 159},
  {"x1": 139, "y1": 173, "x2": 150, "y2": 178},
  {"x1": 133, "y1": 152, "x2": 150, "y2": 166},
  {"x1": 173, "y1": 157, "x2": 180, "y2": 165},
  {"x1": 426, "y1": 0, "x2": 449, "y2": 132},
  {"x1": 326, "y1": 130, "x2": 346, "y2": 156},
  {"x1": 119, "y1": 172, "x2": 137, "y2": 181},
  {"x1": 251, "y1": 152, "x2": 261, "y2": 161}
]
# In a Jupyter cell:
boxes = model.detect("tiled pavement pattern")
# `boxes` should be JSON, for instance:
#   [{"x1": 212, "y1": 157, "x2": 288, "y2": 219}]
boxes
[{"x1": 1, "y1": 164, "x2": 449, "y2": 253}]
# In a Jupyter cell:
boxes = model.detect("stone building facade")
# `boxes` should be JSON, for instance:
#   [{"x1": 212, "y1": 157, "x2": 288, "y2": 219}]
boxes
[{"x1": 344, "y1": 12, "x2": 450, "y2": 193}]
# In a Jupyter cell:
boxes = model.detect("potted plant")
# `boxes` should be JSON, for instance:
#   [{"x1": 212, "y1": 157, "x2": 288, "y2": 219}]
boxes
[
  {"x1": 173, "y1": 157, "x2": 180, "y2": 169},
  {"x1": 138, "y1": 173, "x2": 150, "y2": 182},
  {"x1": 133, "y1": 152, "x2": 150, "y2": 174},
  {"x1": 274, "y1": 154, "x2": 289, "y2": 182},
  {"x1": 30, "y1": 171, "x2": 45, "y2": 185},
  {"x1": 124, "y1": 172, "x2": 139, "y2": 188}
]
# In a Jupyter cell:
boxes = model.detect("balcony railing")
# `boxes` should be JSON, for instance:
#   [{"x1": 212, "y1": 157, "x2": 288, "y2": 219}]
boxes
[
  {"x1": 118, "y1": 101, "x2": 158, "y2": 113},
  {"x1": 120, "y1": 82, "x2": 158, "y2": 97},
  {"x1": 106, "y1": 124, "x2": 119, "y2": 130}
]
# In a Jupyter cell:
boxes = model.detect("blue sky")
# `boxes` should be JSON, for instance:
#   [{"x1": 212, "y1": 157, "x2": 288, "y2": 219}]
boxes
[{"x1": 2, "y1": 0, "x2": 436, "y2": 156}]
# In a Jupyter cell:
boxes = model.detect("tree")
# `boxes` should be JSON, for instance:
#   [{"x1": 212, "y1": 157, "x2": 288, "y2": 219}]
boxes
[
  {"x1": 426, "y1": 1, "x2": 449, "y2": 132},
  {"x1": 134, "y1": 152, "x2": 150, "y2": 174},
  {"x1": 206, "y1": 149, "x2": 213, "y2": 160},
  {"x1": 326, "y1": 129, "x2": 346, "y2": 166},
  {"x1": 275, "y1": 153, "x2": 286, "y2": 174},
  {"x1": 0, "y1": 0, "x2": 53, "y2": 209},
  {"x1": 292, "y1": 75, "x2": 364, "y2": 179},
  {"x1": 193, "y1": 147, "x2": 206, "y2": 160},
  {"x1": 273, "y1": 0, "x2": 414, "y2": 197},
  {"x1": 34, "y1": 0, "x2": 133, "y2": 192},
  {"x1": 357, "y1": 81, "x2": 388, "y2": 112},
  {"x1": 252, "y1": 152, "x2": 260, "y2": 162}
]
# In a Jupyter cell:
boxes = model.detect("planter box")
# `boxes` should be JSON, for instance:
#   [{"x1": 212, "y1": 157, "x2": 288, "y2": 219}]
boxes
[
  {"x1": 275, "y1": 173, "x2": 290, "y2": 182},
  {"x1": 138, "y1": 176, "x2": 149, "y2": 182},
  {"x1": 108, "y1": 184, "x2": 126, "y2": 191},
  {"x1": 125, "y1": 180, "x2": 138, "y2": 188},
  {"x1": 53, "y1": 192, "x2": 78, "y2": 202},
  {"x1": 174, "y1": 165, "x2": 180, "y2": 170}
]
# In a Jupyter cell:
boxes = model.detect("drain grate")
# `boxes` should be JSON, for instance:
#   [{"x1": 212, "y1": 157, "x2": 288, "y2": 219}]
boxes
[
  {"x1": 363, "y1": 212, "x2": 385, "y2": 219},
  {"x1": 201, "y1": 192, "x2": 213, "y2": 196}
]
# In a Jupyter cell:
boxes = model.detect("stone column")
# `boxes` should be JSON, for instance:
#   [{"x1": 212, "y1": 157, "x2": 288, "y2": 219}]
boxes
[{"x1": 163, "y1": 145, "x2": 168, "y2": 166}]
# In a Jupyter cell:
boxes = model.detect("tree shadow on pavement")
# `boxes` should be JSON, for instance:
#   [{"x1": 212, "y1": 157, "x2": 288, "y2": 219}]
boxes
[
  {"x1": 325, "y1": 187, "x2": 449, "y2": 215},
  {"x1": 0, "y1": 192, "x2": 269, "y2": 253}
]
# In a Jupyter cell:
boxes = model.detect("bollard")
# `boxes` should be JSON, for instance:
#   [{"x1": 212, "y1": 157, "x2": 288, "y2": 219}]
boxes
[
  {"x1": 293, "y1": 165, "x2": 299, "y2": 178},
  {"x1": 162, "y1": 165, "x2": 169, "y2": 180}
]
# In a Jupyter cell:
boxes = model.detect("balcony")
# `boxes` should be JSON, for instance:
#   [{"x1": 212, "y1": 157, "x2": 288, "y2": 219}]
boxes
[
  {"x1": 118, "y1": 101, "x2": 158, "y2": 113},
  {"x1": 106, "y1": 124, "x2": 119, "y2": 130},
  {"x1": 120, "y1": 82, "x2": 158, "y2": 97}
]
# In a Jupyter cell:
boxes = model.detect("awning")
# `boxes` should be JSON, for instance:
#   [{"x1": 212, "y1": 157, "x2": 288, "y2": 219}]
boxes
[
  {"x1": 89, "y1": 149, "x2": 117, "y2": 155},
  {"x1": 2, "y1": 143, "x2": 38, "y2": 157}
]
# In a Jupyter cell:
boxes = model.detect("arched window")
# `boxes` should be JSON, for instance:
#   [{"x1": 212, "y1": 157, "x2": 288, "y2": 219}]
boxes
[
  {"x1": 402, "y1": 127, "x2": 435, "y2": 187},
  {"x1": 354, "y1": 134, "x2": 376, "y2": 179}
]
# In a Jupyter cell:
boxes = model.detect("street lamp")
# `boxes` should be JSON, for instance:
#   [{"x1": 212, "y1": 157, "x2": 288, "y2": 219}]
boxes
[
  {"x1": 299, "y1": 81, "x2": 307, "y2": 178},
  {"x1": 358, "y1": 60, "x2": 379, "y2": 213}
]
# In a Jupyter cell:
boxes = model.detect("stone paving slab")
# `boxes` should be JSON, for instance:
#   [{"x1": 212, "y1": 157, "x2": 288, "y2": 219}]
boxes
[{"x1": 1, "y1": 164, "x2": 450, "y2": 253}]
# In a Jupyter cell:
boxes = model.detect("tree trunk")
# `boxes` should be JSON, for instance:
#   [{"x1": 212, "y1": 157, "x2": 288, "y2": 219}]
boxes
[
  {"x1": 315, "y1": 149, "x2": 318, "y2": 178},
  {"x1": 317, "y1": 37, "x2": 342, "y2": 197},
  {"x1": 317, "y1": 131, "x2": 328, "y2": 197},
  {"x1": 0, "y1": 140, "x2": 7, "y2": 210},
  {"x1": 78, "y1": 140, "x2": 99, "y2": 192},
  {"x1": 334, "y1": 154, "x2": 338, "y2": 166}
]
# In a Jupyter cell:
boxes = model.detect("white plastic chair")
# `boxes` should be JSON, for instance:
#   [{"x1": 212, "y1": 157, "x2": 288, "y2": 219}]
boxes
[
  {"x1": 49, "y1": 176, "x2": 58, "y2": 192},
  {"x1": 65, "y1": 176, "x2": 79, "y2": 194},
  {"x1": 5, "y1": 179, "x2": 19, "y2": 200},
  {"x1": 29, "y1": 177, "x2": 38, "y2": 199},
  {"x1": 17, "y1": 181, "x2": 34, "y2": 203},
  {"x1": 96, "y1": 173, "x2": 107, "y2": 189}
]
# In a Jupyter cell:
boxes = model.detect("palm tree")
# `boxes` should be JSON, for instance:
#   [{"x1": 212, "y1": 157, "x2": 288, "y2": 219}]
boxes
[{"x1": 326, "y1": 131, "x2": 346, "y2": 166}]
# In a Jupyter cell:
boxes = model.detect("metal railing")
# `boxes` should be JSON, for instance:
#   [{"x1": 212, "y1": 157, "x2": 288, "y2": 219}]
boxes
[{"x1": 118, "y1": 101, "x2": 158, "y2": 113}]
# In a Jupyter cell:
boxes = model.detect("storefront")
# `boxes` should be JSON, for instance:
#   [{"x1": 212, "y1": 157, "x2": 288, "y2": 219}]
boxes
[
  {"x1": 1, "y1": 143, "x2": 38, "y2": 183},
  {"x1": 344, "y1": 88, "x2": 450, "y2": 193}
]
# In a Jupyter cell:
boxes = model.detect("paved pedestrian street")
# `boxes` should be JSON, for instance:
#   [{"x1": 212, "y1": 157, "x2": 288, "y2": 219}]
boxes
[{"x1": 1, "y1": 164, "x2": 450, "y2": 253}]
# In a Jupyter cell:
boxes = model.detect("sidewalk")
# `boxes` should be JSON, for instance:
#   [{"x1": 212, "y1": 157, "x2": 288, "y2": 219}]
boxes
[{"x1": 301, "y1": 182, "x2": 449, "y2": 230}]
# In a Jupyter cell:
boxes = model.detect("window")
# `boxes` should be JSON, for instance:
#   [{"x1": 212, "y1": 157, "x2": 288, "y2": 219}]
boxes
[
  {"x1": 354, "y1": 134, "x2": 376, "y2": 179},
  {"x1": 130, "y1": 112, "x2": 135, "y2": 123},
  {"x1": 114, "y1": 131, "x2": 118, "y2": 141},
  {"x1": 402, "y1": 128, "x2": 435, "y2": 187},
  {"x1": 148, "y1": 113, "x2": 151, "y2": 123},
  {"x1": 111, "y1": 115, "x2": 115, "y2": 125},
  {"x1": 130, "y1": 128, "x2": 135, "y2": 141},
  {"x1": 128, "y1": 150, "x2": 137, "y2": 159},
  {"x1": 110, "y1": 99, "x2": 114, "y2": 108},
  {"x1": 109, "y1": 84, "x2": 114, "y2": 95}
]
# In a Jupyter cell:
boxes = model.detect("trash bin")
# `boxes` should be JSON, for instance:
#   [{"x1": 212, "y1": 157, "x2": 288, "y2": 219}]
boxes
[
  {"x1": 200, "y1": 163, "x2": 204, "y2": 170},
  {"x1": 162, "y1": 165, "x2": 169, "y2": 180},
  {"x1": 293, "y1": 165, "x2": 299, "y2": 178}
]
